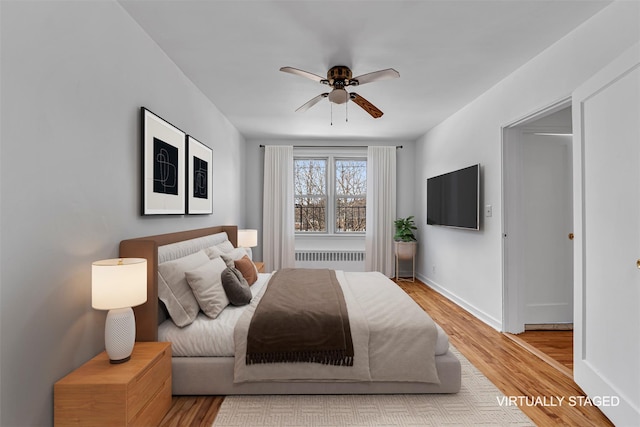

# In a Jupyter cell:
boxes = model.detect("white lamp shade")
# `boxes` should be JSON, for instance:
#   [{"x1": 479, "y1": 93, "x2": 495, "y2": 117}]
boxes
[
  {"x1": 92, "y1": 258, "x2": 147, "y2": 310},
  {"x1": 238, "y1": 229, "x2": 258, "y2": 248}
]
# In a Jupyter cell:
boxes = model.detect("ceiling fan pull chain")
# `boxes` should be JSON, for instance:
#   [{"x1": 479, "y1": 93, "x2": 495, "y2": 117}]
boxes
[
  {"x1": 345, "y1": 93, "x2": 349, "y2": 122},
  {"x1": 330, "y1": 102, "x2": 333, "y2": 126}
]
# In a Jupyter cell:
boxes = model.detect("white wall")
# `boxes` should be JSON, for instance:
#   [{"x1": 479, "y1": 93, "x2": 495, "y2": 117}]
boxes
[
  {"x1": 0, "y1": 1, "x2": 245, "y2": 425},
  {"x1": 244, "y1": 139, "x2": 416, "y2": 262},
  {"x1": 414, "y1": 1, "x2": 640, "y2": 329}
]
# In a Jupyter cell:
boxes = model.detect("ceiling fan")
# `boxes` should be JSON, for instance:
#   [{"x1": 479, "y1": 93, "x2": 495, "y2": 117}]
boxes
[{"x1": 280, "y1": 65, "x2": 399, "y2": 119}]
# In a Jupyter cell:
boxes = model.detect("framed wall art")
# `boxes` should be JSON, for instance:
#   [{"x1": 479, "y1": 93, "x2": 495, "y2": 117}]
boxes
[
  {"x1": 186, "y1": 135, "x2": 213, "y2": 214},
  {"x1": 141, "y1": 107, "x2": 186, "y2": 215}
]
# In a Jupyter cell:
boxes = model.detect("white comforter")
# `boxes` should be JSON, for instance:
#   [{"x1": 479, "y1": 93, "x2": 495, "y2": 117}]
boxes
[
  {"x1": 234, "y1": 271, "x2": 441, "y2": 384},
  {"x1": 158, "y1": 273, "x2": 271, "y2": 357},
  {"x1": 159, "y1": 271, "x2": 449, "y2": 383}
]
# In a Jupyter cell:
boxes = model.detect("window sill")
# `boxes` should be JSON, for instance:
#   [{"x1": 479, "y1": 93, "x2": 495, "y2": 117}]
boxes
[{"x1": 295, "y1": 233, "x2": 365, "y2": 238}]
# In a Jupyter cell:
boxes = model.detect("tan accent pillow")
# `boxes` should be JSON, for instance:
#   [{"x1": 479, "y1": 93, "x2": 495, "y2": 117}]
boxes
[
  {"x1": 184, "y1": 257, "x2": 229, "y2": 319},
  {"x1": 157, "y1": 250, "x2": 209, "y2": 327},
  {"x1": 234, "y1": 255, "x2": 258, "y2": 285}
]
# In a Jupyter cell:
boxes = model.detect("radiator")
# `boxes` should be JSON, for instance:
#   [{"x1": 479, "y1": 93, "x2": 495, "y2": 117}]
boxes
[{"x1": 295, "y1": 250, "x2": 365, "y2": 272}]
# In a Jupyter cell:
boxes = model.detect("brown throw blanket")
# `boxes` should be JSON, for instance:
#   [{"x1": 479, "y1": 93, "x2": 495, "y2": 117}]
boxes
[{"x1": 246, "y1": 268, "x2": 354, "y2": 366}]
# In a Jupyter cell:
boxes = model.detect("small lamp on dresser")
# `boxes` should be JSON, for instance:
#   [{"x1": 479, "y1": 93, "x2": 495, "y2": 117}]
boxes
[{"x1": 91, "y1": 258, "x2": 147, "y2": 364}]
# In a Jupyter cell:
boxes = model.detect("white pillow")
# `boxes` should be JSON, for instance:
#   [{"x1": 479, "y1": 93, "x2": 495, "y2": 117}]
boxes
[
  {"x1": 215, "y1": 240, "x2": 235, "y2": 253},
  {"x1": 184, "y1": 257, "x2": 230, "y2": 319},
  {"x1": 158, "y1": 250, "x2": 209, "y2": 327},
  {"x1": 220, "y1": 247, "x2": 249, "y2": 267},
  {"x1": 204, "y1": 245, "x2": 225, "y2": 260},
  {"x1": 227, "y1": 247, "x2": 249, "y2": 261}
]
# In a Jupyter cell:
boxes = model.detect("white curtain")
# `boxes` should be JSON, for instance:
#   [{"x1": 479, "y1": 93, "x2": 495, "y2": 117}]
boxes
[
  {"x1": 262, "y1": 145, "x2": 295, "y2": 272},
  {"x1": 365, "y1": 146, "x2": 397, "y2": 276}
]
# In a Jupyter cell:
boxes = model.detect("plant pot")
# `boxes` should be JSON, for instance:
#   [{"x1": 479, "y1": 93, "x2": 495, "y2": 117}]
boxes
[{"x1": 394, "y1": 241, "x2": 417, "y2": 260}]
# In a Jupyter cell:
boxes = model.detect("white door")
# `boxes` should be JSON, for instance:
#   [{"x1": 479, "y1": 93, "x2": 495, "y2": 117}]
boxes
[
  {"x1": 573, "y1": 43, "x2": 640, "y2": 426},
  {"x1": 521, "y1": 133, "x2": 573, "y2": 324},
  {"x1": 502, "y1": 107, "x2": 574, "y2": 333}
]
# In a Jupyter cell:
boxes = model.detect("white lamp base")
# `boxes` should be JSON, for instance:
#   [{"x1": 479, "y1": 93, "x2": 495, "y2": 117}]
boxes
[{"x1": 105, "y1": 307, "x2": 136, "y2": 364}]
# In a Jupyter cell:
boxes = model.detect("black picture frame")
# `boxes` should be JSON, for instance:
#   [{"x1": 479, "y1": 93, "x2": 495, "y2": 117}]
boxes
[
  {"x1": 186, "y1": 135, "x2": 213, "y2": 215},
  {"x1": 141, "y1": 107, "x2": 186, "y2": 215}
]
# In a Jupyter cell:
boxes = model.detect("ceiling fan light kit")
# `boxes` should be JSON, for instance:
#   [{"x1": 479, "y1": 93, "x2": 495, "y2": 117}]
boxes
[
  {"x1": 280, "y1": 65, "x2": 399, "y2": 120},
  {"x1": 328, "y1": 88, "x2": 349, "y2": 104}
]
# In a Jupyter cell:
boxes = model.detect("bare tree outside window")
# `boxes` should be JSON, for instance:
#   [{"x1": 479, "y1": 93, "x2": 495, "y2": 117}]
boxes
[
  {"x1": 294, "y1": 159, "x2": 327, "y2": 232},
  {"x1": 294, "y1": 157, "x2": 366, "y2": 233},
  {"x1": 335, "y1": 160, "x2": 366, "y2": 232}
]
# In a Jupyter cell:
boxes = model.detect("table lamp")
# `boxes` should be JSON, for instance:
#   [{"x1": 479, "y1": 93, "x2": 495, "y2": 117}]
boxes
[
  {"x1": 238, "y1": 229, "x2": 258, "y2": 248},
  {"x1": 92, "y1": 258, "x2": 147, "y2": 364}
]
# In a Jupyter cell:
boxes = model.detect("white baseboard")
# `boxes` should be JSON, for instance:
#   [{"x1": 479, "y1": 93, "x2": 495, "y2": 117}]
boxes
[{"x1": 416, "y1": 273, "x2": 502, "y2": 331}]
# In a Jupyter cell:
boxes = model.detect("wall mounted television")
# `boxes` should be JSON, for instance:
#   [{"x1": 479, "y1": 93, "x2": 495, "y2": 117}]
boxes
[{"x1": 427, "y1": 164, "x2": 480, "y2": 230}]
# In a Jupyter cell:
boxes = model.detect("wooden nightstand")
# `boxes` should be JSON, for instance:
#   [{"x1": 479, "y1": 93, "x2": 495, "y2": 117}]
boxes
[
  {"x1": 54, "y1": 342, "x2": 171, "y2": 427},
  {"x1": 254, "y1": 261, "x2": 265, "y2": 273}
]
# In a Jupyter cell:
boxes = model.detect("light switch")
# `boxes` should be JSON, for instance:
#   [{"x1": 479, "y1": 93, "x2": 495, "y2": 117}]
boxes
[{"x1": 485, "y1": 205, "x2": 492, "y2": 217}]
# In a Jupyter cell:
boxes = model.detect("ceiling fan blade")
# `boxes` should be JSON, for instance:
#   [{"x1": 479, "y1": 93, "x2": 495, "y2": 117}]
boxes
[
  {"x1": 280, "y1": 66, "x2": 326, "y2": 83},
  {"x1": 295, "y1": 93, "x2": 328, "y2": 112},
  {"x1": 350, "y1": 93, "x2": 383, "y2": 118},
  {"x1": 352, "y1": 68, "x2": 399, "y2": 86}
]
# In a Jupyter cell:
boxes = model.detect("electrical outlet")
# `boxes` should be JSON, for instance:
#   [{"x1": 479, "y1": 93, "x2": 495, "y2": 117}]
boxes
[
  {"x1": 485, "y1": 204, "x2": 492, "y2": 217},
  {"x1": 432, "y1": 265, "x2": 436, "y2": 274}
]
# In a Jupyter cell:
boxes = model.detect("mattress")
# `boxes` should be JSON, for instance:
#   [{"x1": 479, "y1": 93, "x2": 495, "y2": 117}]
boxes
[{"x1": 159, "y1": 272, "x2": 450, "y2": 357}]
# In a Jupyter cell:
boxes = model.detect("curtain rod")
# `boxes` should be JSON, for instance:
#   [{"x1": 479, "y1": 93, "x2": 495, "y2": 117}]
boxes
[{"x1": 259, "y1": 145, "x2": 403, "y2": 149}]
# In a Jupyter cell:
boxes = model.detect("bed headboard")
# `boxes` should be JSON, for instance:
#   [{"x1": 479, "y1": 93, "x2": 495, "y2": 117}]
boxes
[{"x1": 119, "y1": 225, "x2": 238, "y2": 342}]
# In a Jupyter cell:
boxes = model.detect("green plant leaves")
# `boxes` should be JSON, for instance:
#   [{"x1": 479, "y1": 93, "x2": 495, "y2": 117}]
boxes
[{"x1": 394, "y1": 216, "x2": 417, "y2": 241}]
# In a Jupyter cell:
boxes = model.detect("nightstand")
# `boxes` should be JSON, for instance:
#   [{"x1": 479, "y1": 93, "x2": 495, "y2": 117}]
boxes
[
  {"x1": 254, "y1": 261, "x2": 265, "y2": 273},
  {"x1": 54, "y1": 342, "x2": 171, "y2": 426}
]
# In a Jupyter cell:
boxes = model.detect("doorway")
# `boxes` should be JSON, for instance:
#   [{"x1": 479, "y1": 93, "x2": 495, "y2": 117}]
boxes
[{"x1": 502, "y1": 100, "x2": 573, "y2": 334}]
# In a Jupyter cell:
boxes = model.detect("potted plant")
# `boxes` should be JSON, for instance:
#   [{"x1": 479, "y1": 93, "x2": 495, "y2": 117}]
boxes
[
  {"x1": 394, "y1": 216, "x2": 418, "y2": 260},
  {"x1": 394, "y1": 216, "x2": 417, "y2": 242}
]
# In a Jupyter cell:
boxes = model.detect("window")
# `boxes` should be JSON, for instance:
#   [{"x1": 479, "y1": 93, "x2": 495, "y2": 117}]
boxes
[
  {"x1": 294, "y1": 156, "x2": 366, "y2": 233},
  {"x1": 294, "y1": 159, "x2": 327, "y2": 232},
  {"x1": 335, "y1": 159, "x2": 366, "y2": 232}
]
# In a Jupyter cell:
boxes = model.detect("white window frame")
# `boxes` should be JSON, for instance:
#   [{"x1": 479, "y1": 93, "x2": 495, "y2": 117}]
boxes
[
  {"x1": 294, "y1": 148, "x2": 367, "y2": 236},
  {"x1": 334, "y1": 157, "x2": 367, "y2": 234},
  {"x1": 294, "y1": 157, "x2": 328, "y2": 233}
]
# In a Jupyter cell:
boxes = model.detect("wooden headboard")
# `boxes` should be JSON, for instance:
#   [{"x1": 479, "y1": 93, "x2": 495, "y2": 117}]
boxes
[{"x1": 119, "y1": 225, "x2": 238, "y2": 342}]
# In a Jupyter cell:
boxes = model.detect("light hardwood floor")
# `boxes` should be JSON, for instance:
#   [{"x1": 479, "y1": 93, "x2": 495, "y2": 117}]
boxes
[
  {"x1": 506, "y1": 330, "x2": 574, "y2": 379},
  {"x1": 159, "y1": 279, "x2": 612, "y2": 427},
  {"x1": 518, "y1": 330, "x2": 574, "y2": 371}
]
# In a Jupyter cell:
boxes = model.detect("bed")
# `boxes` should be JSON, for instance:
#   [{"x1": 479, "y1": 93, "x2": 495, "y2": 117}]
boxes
[{"x1": 120, "y1": 225, "x2": 461, "y2": 395}]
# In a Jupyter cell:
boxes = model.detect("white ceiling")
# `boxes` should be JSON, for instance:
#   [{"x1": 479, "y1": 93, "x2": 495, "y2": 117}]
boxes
[{"x1": 119, "y1": 0, "x2": 610, "y2": 142}]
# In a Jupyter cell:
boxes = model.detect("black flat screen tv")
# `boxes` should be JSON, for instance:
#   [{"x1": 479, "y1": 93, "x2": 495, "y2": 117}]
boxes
[{"x1": 427, "y1": 164, "x2": 480, "y2": 230}]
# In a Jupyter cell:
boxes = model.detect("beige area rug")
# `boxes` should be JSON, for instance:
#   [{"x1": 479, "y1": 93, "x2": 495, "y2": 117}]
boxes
[{"x1": 212, "y1": 347, "x2": 534, "y2": 426}]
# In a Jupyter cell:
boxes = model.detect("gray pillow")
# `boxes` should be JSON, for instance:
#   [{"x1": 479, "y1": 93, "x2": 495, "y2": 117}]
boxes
[{"x1": 221, "y1": 267, "x2": 252, "y2": 306}]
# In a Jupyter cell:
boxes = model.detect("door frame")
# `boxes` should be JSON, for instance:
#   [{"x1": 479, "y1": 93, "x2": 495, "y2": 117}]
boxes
[{"x1": 501, "y1": 97, "x2": 572, "y2": 333}]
